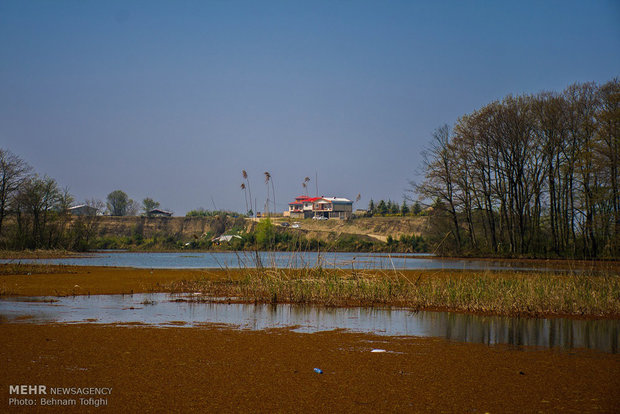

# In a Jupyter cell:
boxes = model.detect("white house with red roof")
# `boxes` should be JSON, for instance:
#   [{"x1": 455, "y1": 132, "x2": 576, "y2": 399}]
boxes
[
  {"x1": 288, "y1": 196, "x2": 322, "y2": 219},
  {"x1": 288, "y1": 196, "x2": 353, "y2": 219}
]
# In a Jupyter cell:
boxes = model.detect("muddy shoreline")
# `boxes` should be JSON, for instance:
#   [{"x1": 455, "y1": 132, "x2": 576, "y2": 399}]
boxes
[{"x1": 2, "y1": 265, "x2": 619, "y2": 412}]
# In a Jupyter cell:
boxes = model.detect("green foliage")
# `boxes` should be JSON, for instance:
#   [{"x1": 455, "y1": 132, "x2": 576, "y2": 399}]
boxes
[
  {"x1": 401, "y1": 200, "x2": 409, "y2": 216},
  {"x1": 412, "y1": 202, "x2": 422, "y2": 215},
  {"x1": 376, "y1": 200, "x2": 387, "y2": 215},
  {"x1": 107, "y1": 190, "x2": 131, "y2": 216},
  {"x1": 142, "y1": 198, "x2": 160, "y2": 216},
  {"x1": 255, "y1": 218, "x2": 275, "y2": 249},
  {"x1": 186, "y1": 208, "x2": 242, "y2": 218},
  {"x1": 368, "y1": 198, "x2": 415, "y2": 216}
]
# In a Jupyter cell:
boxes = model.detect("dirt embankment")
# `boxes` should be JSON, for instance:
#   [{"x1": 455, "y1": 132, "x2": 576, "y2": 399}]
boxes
[
  {"x1": 73, "y1": 216, "x2": 428, "y2": 244},
  {"x1": 271, "y1": 216, "x2": 429, "y2": 242},
  {"x1": 82, "y1": 216, "x2": 246, "y2": 240}
]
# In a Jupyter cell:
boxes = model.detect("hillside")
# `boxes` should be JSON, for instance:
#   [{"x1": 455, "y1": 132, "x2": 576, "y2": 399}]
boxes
[
  {"x1": 80, "y1": 216, "x2": 429, "y2": 244},
  {"x1": 83, "y1": 216, "x2": 246, "y2": 240},
  {"x1": 277, "y1": 216, "x2": 429, "y2": 242}
]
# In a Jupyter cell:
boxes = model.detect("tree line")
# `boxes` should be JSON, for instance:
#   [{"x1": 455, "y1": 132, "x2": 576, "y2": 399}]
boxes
[
  {"x1": 0, "y1": 148, "x2": 167, "y2": 250},
  {"x1": 416, "y1": 79, "x2": 619, "y2": 258},
  {"x1": 366, "y1": 199, "x2": 423, "y2": 216},
  {"x1": 0, "y1": 149, "x2": 89, "y2": 250}
]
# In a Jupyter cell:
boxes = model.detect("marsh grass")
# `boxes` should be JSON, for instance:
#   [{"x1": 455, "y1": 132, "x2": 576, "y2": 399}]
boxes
[
  {"x1": 164, "y1": 268, "x2": 620, "y2": 318},
  {"x1": 0, "y1": 250, "x2": 75, "y2": 259},
  {"x1": 0, "y1": 263, "x2": 74, "y2": 276}
]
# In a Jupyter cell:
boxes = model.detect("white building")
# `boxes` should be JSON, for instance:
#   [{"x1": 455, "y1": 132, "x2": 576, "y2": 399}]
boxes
[
  {"x1": 287, "y1": 196, "x2": 353, "y2": 219},
  {"x1": 68, "y1": 204, "x2": 98, "y2": 216}
]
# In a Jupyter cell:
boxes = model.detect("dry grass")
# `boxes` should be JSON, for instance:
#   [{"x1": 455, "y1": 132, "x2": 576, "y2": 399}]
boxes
[
  {"x1": 0, "y1": 263, "x2": 74, "y2": 276},
  {"x1": 0, "y1": 249, "x2": 78, "y2": 259},
  {"x1": 163, "y1": 268, "x2": 620, "y2": 318}
]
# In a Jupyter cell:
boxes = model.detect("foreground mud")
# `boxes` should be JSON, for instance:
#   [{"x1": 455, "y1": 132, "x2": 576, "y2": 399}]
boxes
[
  {"x1": 0, "y1": 266, "x2": 220, "y2": 296},
  {"x1": 1, "y1": 324, "x2": 618, "y2": 413}
]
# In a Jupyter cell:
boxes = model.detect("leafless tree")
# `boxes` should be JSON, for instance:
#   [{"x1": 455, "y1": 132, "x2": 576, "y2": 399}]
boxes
[
  {"x1": 0, "y1": 148, "x2": 31, "y2": 236},
  {"x1": 416, "y1": 79, "x2": 619, "y2": 258}
]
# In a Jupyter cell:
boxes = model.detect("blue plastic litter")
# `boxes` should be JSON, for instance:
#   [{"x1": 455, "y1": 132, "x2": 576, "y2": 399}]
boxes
[{"x1": 313, "y1": 368, "x2": 323, "y2": 374}]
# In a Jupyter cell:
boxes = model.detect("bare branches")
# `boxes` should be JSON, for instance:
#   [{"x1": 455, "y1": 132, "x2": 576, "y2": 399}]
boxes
[{"x1": 415, "y1": 80, "x2": 620, "y2": 258}]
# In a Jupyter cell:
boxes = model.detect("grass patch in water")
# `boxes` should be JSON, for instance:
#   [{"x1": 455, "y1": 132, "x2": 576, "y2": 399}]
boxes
[{"x1": 162, "y1": 268, "x2": 620, "y2": 318}]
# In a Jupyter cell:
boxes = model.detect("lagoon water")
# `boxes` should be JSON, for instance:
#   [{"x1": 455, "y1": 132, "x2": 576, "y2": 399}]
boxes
[
  {"x1": 1, "y1": 293, "x2": 617, "y2": 353},
  {"x1": 0, "y1": 251, "x2": 568, "y2": 271}
]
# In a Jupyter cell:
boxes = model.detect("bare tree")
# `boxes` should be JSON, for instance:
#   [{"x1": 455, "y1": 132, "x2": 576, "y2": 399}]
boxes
[
  {"x1": 596, "y1": 78, "x2": 620, "y2": 255},
  {"x1": 416, "y1": 80, "x2": 619, "y2": 258},
  {"x1": 417, "y1": 124, "x2": 462, "y2": 250},
  {"x1": 12, "y1": 175, "x2": 62, "y2": 248},
  {"x1": 0, "y1": 149, "x2": 31, "y2": 236}
]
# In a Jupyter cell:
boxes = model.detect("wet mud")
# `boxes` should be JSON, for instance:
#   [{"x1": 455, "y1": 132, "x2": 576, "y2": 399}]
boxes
[{"x1": 1, "y1": 323, "x2": 619, "y2": 413}]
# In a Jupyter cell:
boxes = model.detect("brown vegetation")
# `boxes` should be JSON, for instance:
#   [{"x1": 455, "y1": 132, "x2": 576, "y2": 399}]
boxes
[
  {"x1": 1, "y1": 323, "x2": 618, "y2": 413},
  {"x1": 2, "y1": 265, "x2": 618, "y2": 319}
]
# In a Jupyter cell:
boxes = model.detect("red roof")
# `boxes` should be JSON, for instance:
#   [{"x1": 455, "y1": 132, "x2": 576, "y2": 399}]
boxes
[{"x1": 289, "y1": 196, "x2": 321, "y2": 205}]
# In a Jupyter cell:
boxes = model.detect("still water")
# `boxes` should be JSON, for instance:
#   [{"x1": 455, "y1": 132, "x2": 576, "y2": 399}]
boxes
[
  {"x1": 1, "y1": 293, "x2": 617, "y2": 353},
  {"x1": 0, "y1": 251, "x2": 577, "y2": 271}
]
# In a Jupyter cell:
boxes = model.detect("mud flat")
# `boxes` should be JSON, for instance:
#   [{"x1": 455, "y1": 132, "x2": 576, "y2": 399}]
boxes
[
  {"x1": 1, "y1": 323, "x2": 619, "y2": 413},
  {"x1": 1, "y1": 265, "x2": 619, "y2": 412},
  {"x1": 0, "y1": 266, "x2": 217, "y2": 296}
]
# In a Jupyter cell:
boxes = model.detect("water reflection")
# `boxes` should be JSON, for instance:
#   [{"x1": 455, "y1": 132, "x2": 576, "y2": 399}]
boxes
[
  {"x1": 0, "y1": 251, "x2": 580, "y2": 271},
  {"x1": 1, "y1": 294, "x2": 617, "y2": 353}
]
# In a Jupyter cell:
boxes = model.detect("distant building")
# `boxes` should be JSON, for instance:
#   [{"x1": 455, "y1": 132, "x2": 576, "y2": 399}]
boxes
[
  {"x1": 288, "y1": 196, "x2": 322, "y2": 219},
  {"x1": 148, "y1": 209, "x2": 172, "y2": 217},
  {"x1": 68, "y1": 204, "x2": 98, "y2": 216},
  {"x1": 287, "y1": 196, "x2": 353, "y2": 219},
  {"x1": 313, "y1": 197, "x2": 353, "y2": 219}
]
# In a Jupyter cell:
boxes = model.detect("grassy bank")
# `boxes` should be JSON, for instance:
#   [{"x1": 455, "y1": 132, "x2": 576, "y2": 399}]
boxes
[{"x1": 164, "y1": 269, "x2": 620, "y2": 318}]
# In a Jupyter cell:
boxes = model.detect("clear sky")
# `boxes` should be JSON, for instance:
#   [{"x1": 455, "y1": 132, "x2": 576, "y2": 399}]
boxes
[{"x1": 1, "y1": 1, "x2": 619, "y2": 215}]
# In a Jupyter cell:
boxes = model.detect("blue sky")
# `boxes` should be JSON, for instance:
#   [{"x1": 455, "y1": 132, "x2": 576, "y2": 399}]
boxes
[{"x1": 1, "y1": 1, "x2": 619, "y2": 214}]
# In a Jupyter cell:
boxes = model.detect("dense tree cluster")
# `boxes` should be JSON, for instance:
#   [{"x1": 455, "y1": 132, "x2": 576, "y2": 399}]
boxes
[
  {"x1": 417, "y1": 80, "x2": 619, "y2": 258},
  {"x1": 367, "y1": 199, "x2": 422, "y2": 216}
]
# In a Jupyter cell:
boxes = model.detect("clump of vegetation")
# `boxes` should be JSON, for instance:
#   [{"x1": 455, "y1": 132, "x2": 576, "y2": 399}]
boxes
[
  {"x1": 164, "y1": 269, "x2": 620, "y2": 318},
  {"x1": 0, "y1": 263, "x2": 74, "y2": 275},
  {"x1": 366, "y1": 199, "x2": 424, "y2": 217},
  {"x1": 93, "y1": 233, "x2": 184, "y2": 250},
  {"x1": 186, "y1": 208, "x2": 243, "y2": 218},
  {"x1": 204, "y1": 218, "x2": 427, "y2": 253},
  {"x1": 386, "y1": 234, "x2": 428, "y2": 253}
]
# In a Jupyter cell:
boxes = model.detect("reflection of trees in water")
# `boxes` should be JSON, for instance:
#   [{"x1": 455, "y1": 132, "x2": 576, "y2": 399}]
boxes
[
  {"x1": 3, "y1": 294, "x2": 616, "y2": 353},
  {"x1": 419, "y1": 312, "x2": 618, "y2": 353}
]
